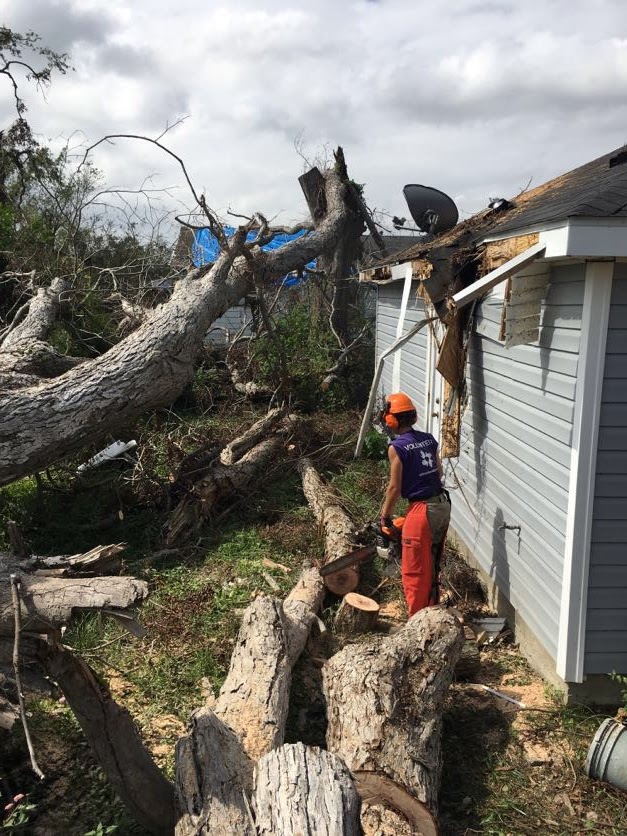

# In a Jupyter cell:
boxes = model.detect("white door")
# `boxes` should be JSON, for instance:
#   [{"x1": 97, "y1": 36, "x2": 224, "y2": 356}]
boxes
[{"x1": 425, "y1": 311, "x2": 445, "y2": 443}]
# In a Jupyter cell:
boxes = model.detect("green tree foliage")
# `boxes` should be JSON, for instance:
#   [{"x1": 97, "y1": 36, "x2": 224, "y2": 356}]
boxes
[{"x1": 0, "y1": 26, "x2": 70, "y2": 207}]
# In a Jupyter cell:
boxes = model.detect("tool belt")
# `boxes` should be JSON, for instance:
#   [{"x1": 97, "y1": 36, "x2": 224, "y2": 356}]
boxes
[{"x1": 408, "y1": 489, "x2": 451, "y2": 504}]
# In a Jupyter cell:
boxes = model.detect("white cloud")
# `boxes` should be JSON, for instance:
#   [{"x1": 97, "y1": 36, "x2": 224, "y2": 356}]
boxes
[{"x1": 2, "y1": 0, "x2": 627, "y2": 235}]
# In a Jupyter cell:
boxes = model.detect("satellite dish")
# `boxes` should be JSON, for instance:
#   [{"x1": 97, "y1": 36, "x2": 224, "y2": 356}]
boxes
[{"x1": 403, "y1": 184, "x2": 459, "y2": 235}]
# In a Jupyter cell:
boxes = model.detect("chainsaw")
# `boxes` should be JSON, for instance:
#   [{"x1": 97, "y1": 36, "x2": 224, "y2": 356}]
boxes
[{"x1": 320, "y1": 516, "x2": 405, "y2": 580}]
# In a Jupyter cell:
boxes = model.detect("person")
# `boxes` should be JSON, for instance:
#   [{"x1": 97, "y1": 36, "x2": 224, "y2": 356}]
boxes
[{"x1": 379, "y1": 392, "x2": 451, "y2": 616}]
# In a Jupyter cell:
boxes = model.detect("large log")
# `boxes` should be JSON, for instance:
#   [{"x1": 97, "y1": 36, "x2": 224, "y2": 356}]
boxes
[
  {"x1": 335, "y1": 592, "x2": 379, "y2": 634},
  {"x1": 252, "y1": 743, "x2": 361, "y2": 835},
  {"x1": 175, "y1": 594, "x2": 320, "y2": 835},
  {"x1": 41, "y1": 642, "x2": 175, "y2": 836},
  {"x1": 0, "y1": 167, "x2": 353, "y2": 486},
  {"x1": 323, "y1": 607, "x2": 464, "y2": 818},
  {"x1": 297, "y1": 457, "x2": 359, "y2": 594},
  {"x1": 0, "y1": 564, "x2": 148, "y2": 636}
]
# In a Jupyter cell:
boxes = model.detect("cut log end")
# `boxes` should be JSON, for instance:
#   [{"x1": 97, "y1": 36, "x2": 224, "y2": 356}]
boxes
[
  {"x1": 335, "y1": 593, "x2": 379, "y2": 633},
  {"x1": 324, "y1": 566, "x2": 360, "y2": 596},
  {"x1": 353, "y1": 771, "x2": 439, "y2": 836}
]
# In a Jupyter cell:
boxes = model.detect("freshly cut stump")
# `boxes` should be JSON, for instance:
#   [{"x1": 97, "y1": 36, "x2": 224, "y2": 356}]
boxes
[
  {"x1": 323, "y1": 607, "x2": 463, "y2": 818},
  {"x1": 252, "y1": 743, "x2": 361, "y2": 835},
  {"x1": 335, "y1": 592, "x2": 380, "y2": 633}
]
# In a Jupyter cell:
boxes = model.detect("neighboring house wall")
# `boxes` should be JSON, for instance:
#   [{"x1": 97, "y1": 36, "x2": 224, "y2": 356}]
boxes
[
  {"x1": 585, "y1": 265, "x2": 627, "y2": 675},
  {"x1": 376, "y1": 283, "x2": 430, "y2": 427},
  {"x1": 205, "y1": 301, "x2": 251, "y2": 345},
  {"x1": 446, "y1": 263, "x2": 584, "y2": 661}
]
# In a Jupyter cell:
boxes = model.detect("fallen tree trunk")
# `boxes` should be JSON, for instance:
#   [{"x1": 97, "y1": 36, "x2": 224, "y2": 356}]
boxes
[
  {"x1": 175, "y1": 593, "x2": 320, "y2": 834},
  {"x1": 219, "y1": 407, "x2": 286, "y2": 465},
  {"x1": 41, "y1": 641, "x2": 175, "y2": 836},
  {"x1": 252, "y1": 743, "x2": 361, "y2": 835},
  {"x1": 0, "y1": 277, "x2": 83, "y2": 378},
  {"x1": 297, "y1": 457, "x2": 360, "y2": 594},
  {"x1": 323, "y1": 607, "x2": 464, "y2": 818},
  {"x1": 0, "y1": 165, "x2": 354, "y2": 486},
  {"x1": 164, "y1": 434, "x2": 285, "y2": 544},
  {"x1": 0, "y1": 565, "x2": 147, "y2": 636}
]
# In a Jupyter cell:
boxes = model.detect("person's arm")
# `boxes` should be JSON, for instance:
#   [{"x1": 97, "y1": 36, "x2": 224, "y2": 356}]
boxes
[
  {"x1": 381, "y1": 445, "x2": 403, "y2": 519},
  {"x1": 436, "y1": 450, "x2": 444, "y2": 479}
]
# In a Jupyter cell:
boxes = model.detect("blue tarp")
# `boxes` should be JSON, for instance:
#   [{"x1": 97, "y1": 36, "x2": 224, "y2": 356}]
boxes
[{"x1": 192, "y1": 226, "x2": 314, "y2": 286}]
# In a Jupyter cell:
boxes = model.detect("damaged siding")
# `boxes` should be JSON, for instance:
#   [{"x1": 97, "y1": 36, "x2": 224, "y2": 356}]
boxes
[
  {"x1": 446, "y1": 264, "x2": 584, "y2": 661},
  {"x1": 376, "y1": 283, "x2": 429, "y2": 426},
  {"x1": 585, "y1": 267, "x2": 627, "y2": 675}
]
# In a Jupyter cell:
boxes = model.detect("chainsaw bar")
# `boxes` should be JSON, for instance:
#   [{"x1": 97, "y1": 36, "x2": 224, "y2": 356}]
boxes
[{"x1": 320, "y1": 544, "x2": 376, "y2": 577}]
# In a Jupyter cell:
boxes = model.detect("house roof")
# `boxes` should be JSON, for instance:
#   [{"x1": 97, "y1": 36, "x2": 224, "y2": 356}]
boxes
[
  {"x1": 372, "y1": 144, "x2": 627, "y2": 268},
  {"x1": 359, "y1": 233, "x2": 422, "y2": 267}
]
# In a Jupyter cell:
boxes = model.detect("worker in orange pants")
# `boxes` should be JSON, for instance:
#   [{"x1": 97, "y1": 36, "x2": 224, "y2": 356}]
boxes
[{"x1": 380, "y1": 392, "x2": 451, "y2": 617}]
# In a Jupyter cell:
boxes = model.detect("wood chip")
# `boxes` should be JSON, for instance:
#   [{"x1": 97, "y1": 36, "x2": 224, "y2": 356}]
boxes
[
  {"x1": 262, "y1": 572, "x2": 280, "y2": 592},
  {"x1": 262, "y1": 558, "x2": 292, "y2": 574}
]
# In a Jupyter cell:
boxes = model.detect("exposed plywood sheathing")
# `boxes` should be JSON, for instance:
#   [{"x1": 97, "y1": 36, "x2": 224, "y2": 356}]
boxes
[
  {"x1": 441, "y1": 382, "x2": 461, "y2": 459},
  {"x1": 482, "y1": 233, "x2": 540, "y2": 273}
]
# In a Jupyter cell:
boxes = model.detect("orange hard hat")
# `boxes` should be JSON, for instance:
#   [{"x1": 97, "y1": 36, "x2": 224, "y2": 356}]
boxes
[{"x1": 386, "y1": 392, "x2": 416, "y2": 415}]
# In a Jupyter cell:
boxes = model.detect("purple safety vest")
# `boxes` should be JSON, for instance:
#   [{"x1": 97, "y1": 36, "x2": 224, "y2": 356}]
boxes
[{"x1": 390, "y1": 429, "x2": 442, "y2": 500}]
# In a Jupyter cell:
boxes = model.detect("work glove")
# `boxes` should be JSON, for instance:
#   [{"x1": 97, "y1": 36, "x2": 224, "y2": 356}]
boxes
[{"x1": 380, "y1": 515, "x2": 393, "y2": 533}]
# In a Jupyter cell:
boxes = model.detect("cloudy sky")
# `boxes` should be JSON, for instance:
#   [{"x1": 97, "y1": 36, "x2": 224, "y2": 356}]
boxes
[{"x1": 2, "y1": 0, "x2": 627, "y2": 237}]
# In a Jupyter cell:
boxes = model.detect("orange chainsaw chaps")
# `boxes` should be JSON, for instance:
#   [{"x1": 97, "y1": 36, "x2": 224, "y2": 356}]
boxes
[{"x1": 401, "y1": 502, "x2": 435, "y2": 616}]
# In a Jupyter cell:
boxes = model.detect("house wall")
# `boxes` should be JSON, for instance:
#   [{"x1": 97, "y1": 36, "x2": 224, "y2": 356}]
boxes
[
  {"x1": 446, "y1": 262, "x2": 584, "y2": 662},
  {"x1": 376, "y1": 283, "x2": 430, "y2": 428},
  {"x1": 585, "y1": 264, "x2": 627, "y2": 675},
  {"x1": 375, "y1": 264, "x2": 585, "y2": 666},
  {"x1": 204, "y1": 301, "x2": 251, "y2": 345}
]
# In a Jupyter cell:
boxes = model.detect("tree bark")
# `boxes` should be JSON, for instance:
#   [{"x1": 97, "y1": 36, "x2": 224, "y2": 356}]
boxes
[
  {"x1": 0, "y1": 278, "x2": 66, "y2": 350},
  {"x1": 0, "y1": 563, "x2": 147, "y2": 636},
  {"x1": 41, "y1": 642, "x2": 175, "y2": 836},
  {"x1": 353, "y1": 771, "x2": 438, "y2": 836},
  {"x1": 0, "y1": 277, "x2": 83, "y2": 377},
  {"x1": 0, "y1": 167, "x2": 352, "y2": 486},
  {"x1": 323, "y1": 607, "x2": 464, "y2": 819},
  {"x1": 297, "y1": 458, "x2": 359, "y2": 593},
  {"x1": 252, "y1": 743, "x2": 361, "y2": 836}
]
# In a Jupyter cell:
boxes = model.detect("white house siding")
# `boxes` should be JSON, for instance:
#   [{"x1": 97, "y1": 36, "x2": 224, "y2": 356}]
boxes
[
  {"x1": 445, "y1": 263, "x2": 584, "y2": 661},
  {"x1": 205, "y1": 301, "x2": 251, "y2": 345},
  {"x1": 376, "y1": 283, "x2": 430, "y2": 428},
  {"x1": 585, "y1": 265, "x2": 627, "y2": 675}
]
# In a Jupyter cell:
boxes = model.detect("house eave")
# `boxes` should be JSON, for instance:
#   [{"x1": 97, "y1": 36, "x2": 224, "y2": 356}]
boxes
[{"x1": 484, "y1": 217, "x2": 627, "y2": 260}]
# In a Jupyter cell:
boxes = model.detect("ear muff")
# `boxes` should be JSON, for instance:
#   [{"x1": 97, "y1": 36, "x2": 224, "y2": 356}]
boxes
[{"x1": 382, "y1": 401, "x2": 399, "y2": 431}]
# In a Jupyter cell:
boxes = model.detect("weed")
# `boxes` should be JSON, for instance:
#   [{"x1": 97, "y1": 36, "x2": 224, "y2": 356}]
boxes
[{"x1": 610, "y1": 670, "x2": 627, "y2": 712}]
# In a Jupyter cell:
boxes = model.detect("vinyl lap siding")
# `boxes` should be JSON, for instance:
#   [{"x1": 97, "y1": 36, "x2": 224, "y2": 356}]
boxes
[
  {"x1": 376, "y1": 283, "x2": 430, "y2": 430},
  {"x1": 445, "y1": 264, "x2": 584, "y2": 661},
  {"x1": 585, "y1": 266, "x2": 627, "y2": 675},
  {"x1": 205, "y1": 302, "x2": 250, "y2": 344}
]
